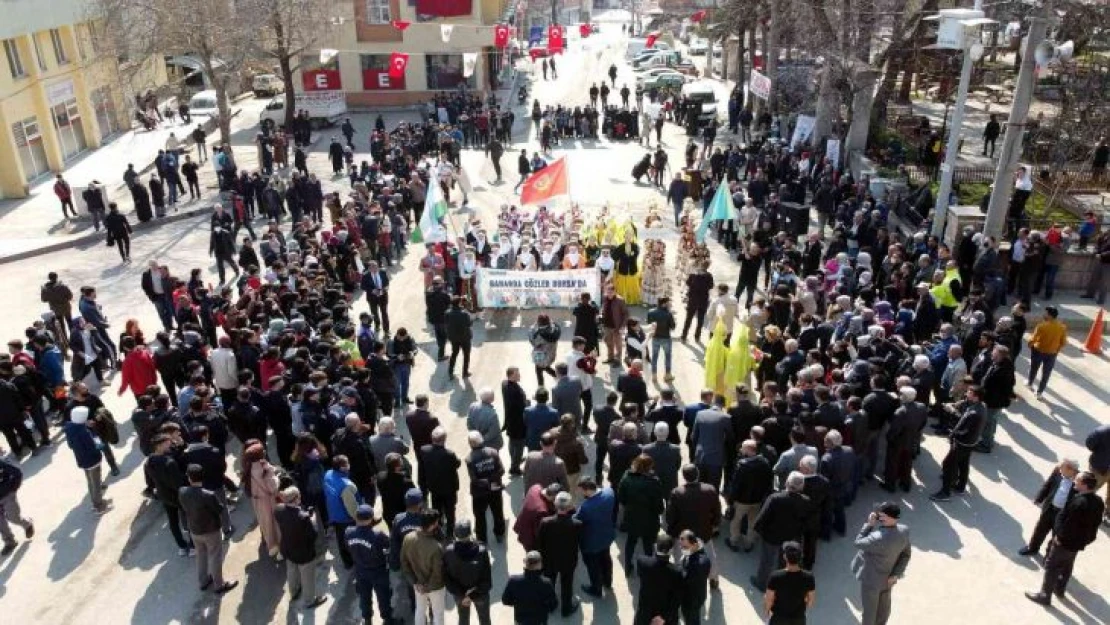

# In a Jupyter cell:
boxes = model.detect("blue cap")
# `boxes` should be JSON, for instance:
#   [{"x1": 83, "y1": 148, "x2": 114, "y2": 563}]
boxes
[
  {"x1": 404, "y1": 488, "x2": 424, "y2": 506},
  {"x1": 356, "y1": 504, "x2": 376, "y2": 521}
]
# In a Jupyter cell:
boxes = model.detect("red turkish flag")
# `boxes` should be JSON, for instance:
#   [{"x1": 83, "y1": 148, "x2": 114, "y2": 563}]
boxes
[
  {"x1": 520, "y1": 158, "x2": 569, "y2": 206},
  {"x1": 646, "y1": 32, "x2": 660, "y2": 48},
  {"x1": 547, "y1": 24, "x2": 564, "y2": 54},
  {"x1": 579, "y1": 24, "x2": 591, "y2": 38},
  {"x1": 390, "y1": 20, "x2": 411, "y2": 31},
  {"x1": 494, "y1": 23, "x2": 511, "y2": 48},
  {"x1": 691, "y1": 10, "x2": 707, "y2": 23},
  {"x1": 388, "y1": 52, "x2": 409, "y2": 80}
]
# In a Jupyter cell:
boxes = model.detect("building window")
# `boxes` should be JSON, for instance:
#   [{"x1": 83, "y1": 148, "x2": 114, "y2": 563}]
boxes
[
  {"x1": 3, "y1": 39, "x2": 25, "y2": 78},
  {"x1": 425, "y1": 54, "x2": 476, "y2": 90},
  {"x1": 365, "y1": 0, "x2": 391, "y2": 24},
  {"x1": 32, "y1": 34, "x2": 47, "y2": 71},
  {"x1": 50, "y1": 29, "x2": 68, "y2": 64}
]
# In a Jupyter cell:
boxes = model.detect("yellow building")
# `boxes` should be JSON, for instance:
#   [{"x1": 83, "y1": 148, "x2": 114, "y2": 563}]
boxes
[
  {"x1": 0, "y1": 1, "x2": 133, "y2": 198},
  {"x1": 295, "y1": 0, "x2": 517, "y2": 107}
]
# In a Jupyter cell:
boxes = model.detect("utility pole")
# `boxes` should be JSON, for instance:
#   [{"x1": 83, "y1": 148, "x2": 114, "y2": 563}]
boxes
[
  {"x1": 983, "y1": 8, "x2": 1050, "y2": 239},
  {"x1": 931, "y1": 0, "x2": 985, "y2": 238}
]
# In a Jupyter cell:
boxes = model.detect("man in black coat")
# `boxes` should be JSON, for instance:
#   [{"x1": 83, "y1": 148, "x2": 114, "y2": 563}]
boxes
[
  {"x1": 682, "y1": 263, "x2": 714, "y2": 342},
  {"x1": 332, "y1": 413, "x2": 378, "y2": 504},
  {"x1": 443, "y1": 520, "x2": 493, "y2": 625},
  {"x1": 144, "y1": 435, "x2": 191, "y2": 553},
  {"x1": 1019, "y1": 458, "x2": 1080, "y2": 556},
  {"x1": 726, "y1": 440, "x2": 774, "y2": 552},
  {"x1": 883, "y1": 387, "x2": 928, "y2": 493},
  {"x1": 501, "y1": 551, "x2": 558, "y2": 625},
  {"x1": 752, "y1": 471, "x2": 813, "y2": 591},
  {"x1": 445, "y1": 296, "x2": 473, "y2": 379},
  {"x1": 418, "y1": 426, "x2": 461, "y2": 537},
  {"x1": 501, "y1": 367, "x2": 529, "y2": 475},
  {"x1": 591, "y1": 391, "x2": 619, "y2": 483},
  {"x1": 798, "y1": 455, "x2": 831, "y2": 568},
  {"x1": 274, "y1": 486, "x2": 326, "y2": 608},
  {"x1": 536, "y1": 492, "x2": 583, "y2": 616},
  {"x1": 678, "y1": 530, "x2": 712, "y2": 625},
  {"x1": 666, "y1": 465, "x2": 722, "y2": 588},
  {"x1": 209, "y1": 223, "x2": 240, "y2": 284},
  {"x1": 1026, "y1": 471, "x2": 1106, "y2": 605},
  {"x1": 634, "y1": 534, "x2": 684, "y2": 625},
  {"x1": 104, "y1": 203, "x2": 133, "y2": 263}
]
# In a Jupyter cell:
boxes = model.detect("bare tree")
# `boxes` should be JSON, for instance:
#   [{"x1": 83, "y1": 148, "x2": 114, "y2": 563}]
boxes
[
  {"x1": 92, "y1": 0, "x2": 260, "y2": 147},
  {"x1": 244, "y1": 0, "x2": 339, "y2": 129}
]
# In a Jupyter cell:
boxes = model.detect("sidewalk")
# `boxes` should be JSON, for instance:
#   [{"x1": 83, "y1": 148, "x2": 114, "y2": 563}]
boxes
[{"x1": 0, "y1": 97, "x2": 267, "y2": 263}]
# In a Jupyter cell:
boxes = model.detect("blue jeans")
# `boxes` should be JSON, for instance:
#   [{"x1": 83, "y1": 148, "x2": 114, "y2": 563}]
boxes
[
  {"x1": 1042, "y1": 264, "x2": 1060, "y2": 299},
  {"x1": 651, "y1": 338, "x2": 673, "y2": 375},
  {"x1": 355, "y1": 572, "x2": 392, "y2": 622},
  {"x1": 1028, "y1": 348, "x2": 1057, "y2": 394},
  {"x1": 394, "y1": 363, "x2": 411, "y2": 406},
  {"x1": 152, "y1": 294, "x2": 175, "y2": 330},
  {"x1": 980, "y1": 407, "x2": 1002, "y2": 447}
]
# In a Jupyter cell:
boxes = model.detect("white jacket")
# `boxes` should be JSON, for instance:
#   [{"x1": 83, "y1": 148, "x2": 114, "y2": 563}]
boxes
[{"x1": 210, "y1": 347, "x2": 239, "y2": 390}]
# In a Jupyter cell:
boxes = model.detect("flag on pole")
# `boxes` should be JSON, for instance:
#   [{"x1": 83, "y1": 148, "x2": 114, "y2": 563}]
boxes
[
  {"x1": 414, "y1": 175, "x2": 449, "y2": 243},
  {"x1": 520, "y1": 157, "x2": 569, "y2": 206},
  {"x1": 547, "y1": 24, "x2": 564, "y2": 53},
  {"x1": 691, "y1": 10, "x2": 708, "y2": 23},
  {"x1": 390, "y1": 20, "x2": 411, "y2": 31},
  {"x1": 493, "y1": 23, "x2": 511, "y2": 48},
  {"x1": 695, "y1": 181, "x2": 733, "y2": 243},
  {"x1": 645, "y1": 32, "x2": 660, "y2": 48}
]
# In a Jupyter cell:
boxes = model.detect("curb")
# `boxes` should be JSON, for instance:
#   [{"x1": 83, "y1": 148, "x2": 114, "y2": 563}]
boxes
[{"x1": 0, "y1": 206, "x2": 210, "y2": 265}]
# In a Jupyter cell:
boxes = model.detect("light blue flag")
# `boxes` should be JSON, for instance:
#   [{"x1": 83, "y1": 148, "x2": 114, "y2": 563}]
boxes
[{"x1": 695, "y1": 181, "x2": 733, "y2": 243}]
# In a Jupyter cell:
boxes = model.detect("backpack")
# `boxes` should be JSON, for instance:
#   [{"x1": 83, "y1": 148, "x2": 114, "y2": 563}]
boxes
[{"x1": 96, "y1": 407, "x2": 120, "y2": 444}]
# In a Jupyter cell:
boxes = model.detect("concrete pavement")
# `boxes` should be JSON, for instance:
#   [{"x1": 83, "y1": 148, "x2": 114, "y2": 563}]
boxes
[{"x1": 0, "y1": 13, "x2": 1108, "y2": 625}]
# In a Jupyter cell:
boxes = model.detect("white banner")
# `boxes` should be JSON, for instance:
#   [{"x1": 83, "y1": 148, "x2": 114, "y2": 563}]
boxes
[
  {"x1": 441, "y1": 24, "x2": 454, "y2": 43},
  {"x1": 750, "y1": 70, "x2": 771, "y2": 101},
  {"x1": 476, "y1": 268, "x2": 600, "y2": 309},
  {"x1": 463, "y1": 52, "x2": 478, "y2": 78},
  {"x1": 790, "y1": 115, "x2": 815, "y2": 150},
  {"x1": 826, "y1": 139, "x2": 841, "y2": 171}
]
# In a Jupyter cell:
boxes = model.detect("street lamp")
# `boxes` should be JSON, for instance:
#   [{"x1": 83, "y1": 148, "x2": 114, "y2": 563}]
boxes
[{"x1": 928, "y1": 4, "x2": 993, "y2": 238}]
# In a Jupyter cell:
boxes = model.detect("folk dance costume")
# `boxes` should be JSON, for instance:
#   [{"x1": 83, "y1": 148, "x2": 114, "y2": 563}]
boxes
[
  {"x1": 459, "y1": 251, "x2": 479, "y2": 310},
  {"x1": 612, "y1": 238, "x2": 641, "y2": 305},
  {"x1": 640, "y1": 239, "x2": 671, "y2": 307},
  {"x1": 596, "y1": 248, "x2": 615, "y2": 284}
]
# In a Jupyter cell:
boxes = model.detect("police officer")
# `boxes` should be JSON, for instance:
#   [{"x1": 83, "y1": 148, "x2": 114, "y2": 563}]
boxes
[
  {"x1": 347, "y1": 504, "x2": 393, "y2": 625},
  {"x1": 465, "y1": 431, "x2": 507, "y2": 544},
  {"x1": 389, "y1": 488, "x2": 428, "y2": 622}
]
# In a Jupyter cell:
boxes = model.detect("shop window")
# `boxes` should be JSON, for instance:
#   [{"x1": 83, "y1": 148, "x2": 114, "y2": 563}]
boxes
[{"x1": 425, "y1": 54, "x2": 476, "y2": 90}]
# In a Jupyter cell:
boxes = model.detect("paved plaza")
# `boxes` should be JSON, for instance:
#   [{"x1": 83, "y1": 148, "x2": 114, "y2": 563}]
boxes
[{"x1": 0, "y1": 15, "x2": 1107, "y2": 625}]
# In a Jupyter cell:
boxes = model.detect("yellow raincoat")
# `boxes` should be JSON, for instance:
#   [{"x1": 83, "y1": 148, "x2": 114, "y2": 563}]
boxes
[
  {"x1": 724, "y1": 325, "x2": 755, "y2": 406},
  {"x1": 704, "y1": 320, "x2": 729, "y2": 398}
]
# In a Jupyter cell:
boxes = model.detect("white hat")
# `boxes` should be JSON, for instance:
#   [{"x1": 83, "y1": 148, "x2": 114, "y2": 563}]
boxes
[{"x1": 71, "y1": 406, "x2": 90, "y2": 425}]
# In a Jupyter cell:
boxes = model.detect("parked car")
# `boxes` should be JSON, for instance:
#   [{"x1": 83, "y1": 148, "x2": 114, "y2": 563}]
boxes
[
  {"x1": 643, "y1": 72, "x2": 688, "y2": 91},
  {"x1": 252, "y1": 74, "x2": 284, "y2": 98},
  {"x1": 188, "y1": 90, "x2": 221, "y2": 118},
  {"x1": 688, "y1": 38, "x2": 708, "y2": 56}
]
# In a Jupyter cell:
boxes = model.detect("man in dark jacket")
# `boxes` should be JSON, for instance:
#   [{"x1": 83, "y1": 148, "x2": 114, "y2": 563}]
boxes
[
  {"x1": 1020, "y1": 458, "x2": 1080, "y2": 556},
  {"x1": 179, "y1": 464, "x2": 237, "y2": 594},
  {"x1": 536, "y1": 492, "x2": 583, "y2": 616},
  {"x1": 209, "y1": 224, "x2": 240, "y2": 284},
  {"x1": 931, "y1": 386, "x2": 987, "y2": 502},
  {"x1": 274, "y1": 486, "x2": 327, "y2": 609},
  {"x1": 752, "y1": 471, "x2": 813, "y2": 591},
  {"x1": 1025, "y1": 471, "x2": 1106, "y2": 606},
  {"x1": 977, "y1": 345, "x2": 1015, "y2": 453},
  {"x1": 502, "y1": 551, "x2": 558, "y2": 625},
  {"x1": 821, "y1": 430, "x2": 857, "y2": 535},
  {"x1": 678, "y1": 530, "x2": 712, "y2": 625},
  {"x1": 145, "y1": 434, "x2": 191, "y2": 553},
  {"x1": 883, "y1": 387, "x2": 928, "y2": 493},
  {"x1": 634, "y1": 534, "x2": 684, "y2": 625},
  {"x1": 445, "y1": 296, "x2": 473, "y2": 379},
  {"x1": 591, "y1": 391, "x2": 619, "y2": 482},
  {"x1": 666, "y1": 464, "x2": 721, "y2": 588},
  {"x1": 466, "y1": 432, "x2": 506, "y2": 544},
  {"x1": 501, "y1": 367, "x2": 529, "y2": 475},
  {"x1": 418, "y1": 426, "x2": 461, "y2": 536},
  {"x1": 444, "y1": 519, "x2": 493, "y2": 625},
  {"x1": 643, "y1": 422, "x2": 682, "y2": 494},
  {"x1": 726, "y1": 440, "x2": 774, "y2": 552},
  {"x1": 860, "y1": 375, "x2": 899, "y2": 479},
  {"x1": 798, "y1": 455, "x2": 832, "y2": 568},
  {"x1": 0, "y1": 455, "x2": 33, "y2": 555},
  {"x1": 332, "y1": 413, "x2": 378, "y2": 504},
  {"x1": 104, "y1": 203, "x2": 133, "y2": 263}
]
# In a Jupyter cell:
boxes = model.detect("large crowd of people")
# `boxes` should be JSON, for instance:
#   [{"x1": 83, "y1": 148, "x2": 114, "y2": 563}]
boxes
[{"x1": 4, "y1": 18, "x2": 1110, "y2": 625}]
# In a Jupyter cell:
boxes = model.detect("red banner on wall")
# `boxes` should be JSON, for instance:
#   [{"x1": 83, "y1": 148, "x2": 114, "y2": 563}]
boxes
[
  {"x1": 362, "y1": 69, "x2": 406, "y2": 91},
  {"x1": 302, "y1": 69, "x2": 342, "y2": 91}
]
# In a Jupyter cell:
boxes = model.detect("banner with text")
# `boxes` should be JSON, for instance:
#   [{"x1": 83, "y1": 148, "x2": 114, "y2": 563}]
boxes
[
  {"x1": 750, "y1": 70, "x2": 771, "y2": 101},
  {"x1": 476, "y1": 268, "x2": 600, "y2": 309}
]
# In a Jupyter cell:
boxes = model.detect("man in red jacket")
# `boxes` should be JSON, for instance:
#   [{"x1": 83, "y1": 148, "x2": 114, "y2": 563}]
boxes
[
  {"x1": 54, "y1": 174, "x2": 77, "y2": 219},
  {"x1": 118, "y1": 337, "x2": 157, "y2": 401}
]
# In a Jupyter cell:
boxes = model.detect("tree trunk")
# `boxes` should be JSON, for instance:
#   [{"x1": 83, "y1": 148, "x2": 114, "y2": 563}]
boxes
[
  {"x1": 766, "y1": 2, "x2": 780, "y2": 111},
  {"x1": 272, "y1": 16, "x2": 297, "y2": 130},
  {"x1": 199, "y1": 47, "x2": 233, "y2": 153},
  {"x1": 812, "y1": 66, "x2": 837, "y2": 150}
]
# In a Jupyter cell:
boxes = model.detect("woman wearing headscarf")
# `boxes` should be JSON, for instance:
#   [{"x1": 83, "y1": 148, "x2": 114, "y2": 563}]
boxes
[{"x1": 243, "y1": 441, "x2": 282, "y2": 559}]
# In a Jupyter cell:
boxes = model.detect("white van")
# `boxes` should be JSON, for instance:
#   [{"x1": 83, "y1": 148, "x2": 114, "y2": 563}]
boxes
[
  {"x1": 681, "y1": 81, "x2": 719, "y2": 127},
  {"x1": 188, "y1": 90, "x2": 220, "y2": 118},
  {"x1": 626, "y1": 38, "x2": 671, "y2": 60}
]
